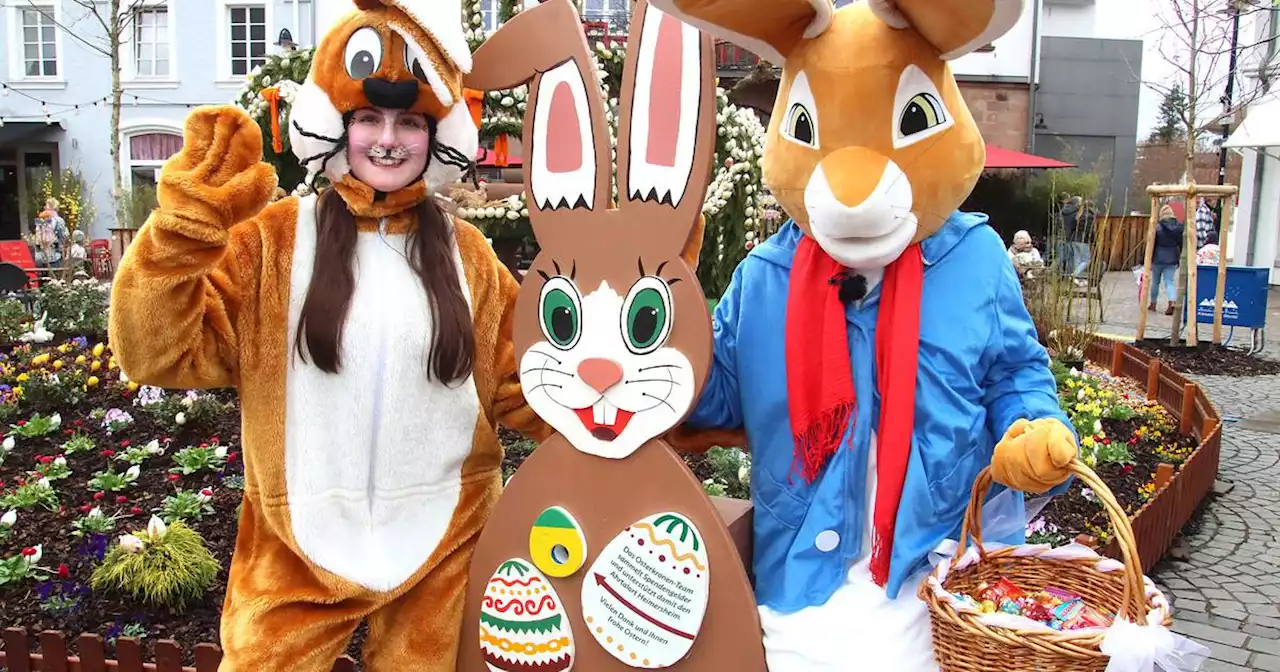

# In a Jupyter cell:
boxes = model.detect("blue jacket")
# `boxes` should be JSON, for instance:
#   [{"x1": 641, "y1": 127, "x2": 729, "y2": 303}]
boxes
[{"x1": 687, "y1": 212, "x2": 1073, "y2": 613}]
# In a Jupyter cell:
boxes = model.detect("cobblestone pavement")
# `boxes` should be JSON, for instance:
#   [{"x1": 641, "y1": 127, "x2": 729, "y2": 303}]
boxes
[
  {"x1": 1154, "y1": 371, "x2": 1280, "y2": 672},
  {"x1": 1063, "y1": 273, "x2": 1280, "y2": 670}
]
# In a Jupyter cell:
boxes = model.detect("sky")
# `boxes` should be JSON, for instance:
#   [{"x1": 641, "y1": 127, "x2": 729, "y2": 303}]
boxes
[{"x1": 1095, "y1": 0, "x2": 1178, "y2": 139}]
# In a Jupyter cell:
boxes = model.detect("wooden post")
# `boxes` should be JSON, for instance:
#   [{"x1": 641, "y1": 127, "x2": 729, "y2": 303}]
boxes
[
  {"x1": 194, "y1": 643, "x2": 223, "y2": 672},
  {"x1": 1155, "y1": 463, "x2": 1176, "y2": 490},
  {"x1": 1110, "y1": 340, "x2": 1124, "y2": 376},
  {"x1": 3, "y1": 628, "x2": 31, "y2": 672},
  {"x1": 1214, "y1": 196, "x2": 1234, "y2": 345},
  {"x1": 38, "y1": 631, "x2": 69, "y2": 672},
  {"x1": 1147, "y1": 359, "x2": 1161, "y2": 399},
  {"x1": 1202, "y1": 416, "x2": 1218, "y2": 441},
  {"x1": 76, "y1": 633, "x2": 108, "y2": 672},
  {"x1": 155, "y1": 640, "x2": 185, "y2": 672},
  {"x1": 1137, "y1": 195, "x2": 1160, "y2": 340},
  {"x1": 1180, "y1": 382, "x2": 1196, "y2": 435},
  {"x1": 1183, "y1": 190, "x2": 1199, "y2": 346},
  {"x1": 116, "y1": 637, "x2": 145, "y2": 670}
]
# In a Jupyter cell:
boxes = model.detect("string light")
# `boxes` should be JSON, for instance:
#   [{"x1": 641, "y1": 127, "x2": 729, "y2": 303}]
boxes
[{"x1": 0, "y1": 83, "x2": 211, "y2": 126}]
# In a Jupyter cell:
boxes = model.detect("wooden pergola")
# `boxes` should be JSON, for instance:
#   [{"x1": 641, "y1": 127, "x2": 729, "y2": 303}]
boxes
[{"x1": 1136, "y1": 183, "x2": 1238, "y2": 346}]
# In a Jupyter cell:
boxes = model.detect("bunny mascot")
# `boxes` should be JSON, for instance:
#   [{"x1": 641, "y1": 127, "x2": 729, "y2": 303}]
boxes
[
  {"x1": 109, "y1": 0, "x2": 549, "y2": 669},
  {"x1": 648, "y1": 0, "x2": 1080, "y2": 670},
  {"x1": 454, "y1": 0, "x2": 768, "y2": 670}
]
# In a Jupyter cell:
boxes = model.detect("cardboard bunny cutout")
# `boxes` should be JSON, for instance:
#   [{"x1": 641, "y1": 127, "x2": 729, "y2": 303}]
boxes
[
  {"x1": 649, "y1": 0, "x2": 1080, "y2": 669},
  {"x1": 456, "y1": 0, "x2": 767, "y2": 669}
]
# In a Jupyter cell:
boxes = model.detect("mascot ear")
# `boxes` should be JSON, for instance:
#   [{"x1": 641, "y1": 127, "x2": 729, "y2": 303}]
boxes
[
  {"x1": 646, "y1": 0, "x2": 832, "y2": 64},
  {"x1": 871, "y1": 0, "x2": 1024, "y2": 60}
]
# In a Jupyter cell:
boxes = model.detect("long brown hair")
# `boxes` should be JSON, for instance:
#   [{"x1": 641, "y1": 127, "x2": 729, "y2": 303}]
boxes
[{"x1": 293, "y1": 183, "x2": 475, "y2": 385}]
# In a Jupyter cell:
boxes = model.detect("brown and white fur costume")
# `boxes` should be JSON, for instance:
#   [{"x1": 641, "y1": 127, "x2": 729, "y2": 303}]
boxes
[{"x1": 108, "y1": 1, "x2": 545, "y2": 669}]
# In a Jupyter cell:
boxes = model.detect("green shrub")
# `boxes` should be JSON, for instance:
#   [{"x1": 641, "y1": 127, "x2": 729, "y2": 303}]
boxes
[
  {"x1": 33, "y1": 279, "x2": 109, "y2": 337},
  {"x1": 0, "y1": 300, "x2": 28, "y2": 343},
  {"x1": 90, "y1": 520, "x2": 219, "y2": 610}
]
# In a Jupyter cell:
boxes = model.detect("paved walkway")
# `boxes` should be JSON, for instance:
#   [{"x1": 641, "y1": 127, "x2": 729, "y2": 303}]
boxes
[{"x1": 1068, "y1": 272, "x2": 1280, "y2": 671}]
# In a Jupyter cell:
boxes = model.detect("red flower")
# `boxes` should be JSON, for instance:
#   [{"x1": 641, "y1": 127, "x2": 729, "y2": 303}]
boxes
[
  {"x1": 1123, "y1": 464, "x2": 1135, "y2": 474},
  {"x1": 57, "y1": 564, "x2": 69, "y2": 578},
  {"x1": 1102, "y1": 438, "x2": 1111, "y2": 445},
  {"x1": 228, "y1": 452, "x2": 239, "y2": 462},
  {"x1": 130, "y1": 506, "x2": 142, "y2": 515},
  {"x1": 20, "y1": 547, "x2": 36, "y2": 556},
  {"x1": 72, "y1": 419, "x2": 82, "y2": 426},
  {"x1": 199, "y1": 443, "x2": 209, "y2": 448},
  {"x1": 64, "y1": 428, "x2": 75, "y2": 435},
  {"x1": 16, "y1": 420, "x2": 26, "y2": 426},
  {"x1": 167, "y1": 474, "x2": 180, "y2": 482},
  {"x1": 210, "y1": 436, "x2": 220, "y2": 444},
  {"x1": 101, "y1": 449, "x2": 115, "y2": 458},
  {"x1": 79, "y1": 504, "x2": 92, "y2": 513},
  {"x1": 93, "y1": 492, "x2": 104, "y2": 501},
  {"x1": 120, "y1": 440, "x2": 131, "y2": 448},
  {"x1": 116, "y1": 495, "x2": 128, "y2": 504}
]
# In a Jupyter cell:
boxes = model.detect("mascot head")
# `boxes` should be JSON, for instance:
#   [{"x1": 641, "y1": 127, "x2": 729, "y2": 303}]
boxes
[{"x1": 289, "y1": 0, "x2": 477, "y2": 193}]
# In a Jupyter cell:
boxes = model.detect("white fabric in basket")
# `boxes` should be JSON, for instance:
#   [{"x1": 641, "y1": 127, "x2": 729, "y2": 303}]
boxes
[{"x1": 1101, "y1": 618, "x2": 1210, "y2": 672}]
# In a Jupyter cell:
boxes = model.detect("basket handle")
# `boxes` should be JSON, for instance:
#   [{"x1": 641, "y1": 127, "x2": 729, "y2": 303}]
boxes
[{"x1": 953, "y1": 461, "x2": 1147, "y2": 622}]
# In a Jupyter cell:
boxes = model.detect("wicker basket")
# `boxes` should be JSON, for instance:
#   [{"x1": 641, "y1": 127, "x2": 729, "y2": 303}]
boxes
[{"x1": 918, "y1": 461, "x2": 1172, "y2": 672}]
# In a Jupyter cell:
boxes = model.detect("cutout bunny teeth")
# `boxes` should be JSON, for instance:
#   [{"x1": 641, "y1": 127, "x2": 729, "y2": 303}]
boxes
[
  {"x1": 624, "y1": 6, "x2": 703, "y2": 207},
  {"x1": 530, "y1": 60, "x2": 597, "y2": 211}
]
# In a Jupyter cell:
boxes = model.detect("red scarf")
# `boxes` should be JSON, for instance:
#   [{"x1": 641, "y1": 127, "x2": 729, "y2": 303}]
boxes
[{"x1": 785, "y1": 236, "x2": 923, "y2": 587}]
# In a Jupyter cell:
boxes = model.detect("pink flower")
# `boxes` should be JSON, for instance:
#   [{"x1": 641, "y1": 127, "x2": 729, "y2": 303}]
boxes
[
  {"x1": 119, "y1": 440, "x2": 130, "y2": 448},
  {"x1": 167, "y1": 474, "x2": 180, "y2": 482},
  {"x1": 130, "y1": 506, "x2": 142, "y2": 515},
  {"x1": 93, "y1": 492, "x2": 104, "y2": 501},
  {"x1": 1122, "y1": 464, "x2": 1134, "y2": 474},
  {"x1": 116, "y1": 495, "x2": 128, "y2": 504}
]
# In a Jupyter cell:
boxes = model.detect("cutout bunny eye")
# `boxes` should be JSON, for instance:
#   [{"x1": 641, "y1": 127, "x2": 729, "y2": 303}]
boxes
[
  {"x1": 621, "y1": 277, "x2": 674, "y2": 355},
  {"x1": 893, "y1": 65, "x2": 954, "y2": 149},
  {"x1": 780, "y1": 71, "x2": 819, "y2": 149},
  {"x1": 539, "y1": 277, "x2": 582, "y2": 351},
  {"x1": 344, "y1": 27, "x2": 382, "y2": 80}
]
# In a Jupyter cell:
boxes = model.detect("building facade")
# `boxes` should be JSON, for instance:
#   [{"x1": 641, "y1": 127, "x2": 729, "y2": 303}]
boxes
[
  {"x1": 1228, "y1": 2, "x2": 1280, "y2": 285},
  {"x1": 0, "y1": 0, "x2": 322, "y2": 241}
]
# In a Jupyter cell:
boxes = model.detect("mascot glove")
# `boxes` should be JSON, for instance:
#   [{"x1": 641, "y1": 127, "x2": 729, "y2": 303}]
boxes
[
  {"x1": 155, "y1": 105, "x2": 280, "y2": 231},
  {"x1": 991, "y1": 417, "x2": 1078, "y2": 493}
]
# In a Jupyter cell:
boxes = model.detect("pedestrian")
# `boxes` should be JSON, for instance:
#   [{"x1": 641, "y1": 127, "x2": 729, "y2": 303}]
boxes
[
  {"x1": 1150, "y1": 204, "x2": 1184, "y2": 315},
  {"x1": 1195, "y1": 197, "x2": 1216, "y2": 249}
]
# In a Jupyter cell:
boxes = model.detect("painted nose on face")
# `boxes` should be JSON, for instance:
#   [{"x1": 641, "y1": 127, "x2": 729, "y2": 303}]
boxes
[
  {"x1": 578, "y1": 358, "x2": 624, "y2": 393},
  {"x1": 816, "y1": 146, "x2": 892, "y2": 208},
  {"x1": 363, "y1": 78, "x2": 418, "y2": 110}
]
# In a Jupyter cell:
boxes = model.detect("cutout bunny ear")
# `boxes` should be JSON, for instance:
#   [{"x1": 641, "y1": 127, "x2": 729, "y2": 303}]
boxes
[
  {"x1": 648, "y1": 0, "x2": 832, "y2": 64},
  {"x1": 872, "y1": 0, "x2": 1024, "y2": 60},
  {"x1": 528, "y1": 61, "x2": 601, "y2": 211},
  {"x1": 615, "y1": 1, "x2": 716, "y2": 236}
]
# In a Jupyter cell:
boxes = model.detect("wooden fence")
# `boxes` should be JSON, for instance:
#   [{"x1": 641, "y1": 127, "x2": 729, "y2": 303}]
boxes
[
  {"x1": 1095, "y1": 215, "x2": 1150, "y2": 270},
  {"x1": 1085, "y1": 337, "x2": 1223, "y2": 573},
  {"x1": 1, "y1": 339, "x2": 1224, "y2": 670}
]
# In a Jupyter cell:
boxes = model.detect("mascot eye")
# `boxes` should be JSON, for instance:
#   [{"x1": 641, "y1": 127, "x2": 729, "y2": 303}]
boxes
[
  {"x1": 344, "y1": 27, "x2": 383, "y2": 79},
  {"x1": 783, "y1": 104, "x2": 815, "y2": 147},
  {"x1": 539, "y1": 277, "x2": 582, "y2": 351},
  {"x1": 898, "y1": 93, "x2": 947, "y2": 139},
  {"x1": 404, "y1": 43, "x2": 431, "y2": 83},
  {"x1": 621, "y1": 277, "x2": 673, "y2": 355},
  {"x1": 779, "y1": 71, "x2": 819, "y2": 148}
]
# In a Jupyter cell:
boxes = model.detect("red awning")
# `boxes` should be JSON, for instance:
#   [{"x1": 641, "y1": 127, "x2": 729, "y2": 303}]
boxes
[
  {"x1": 475, "y1": 147, "x2": 523, "y2": 168},
  {"x1": 984, "y1": 144, "x2": 1075, "y2": 169}
]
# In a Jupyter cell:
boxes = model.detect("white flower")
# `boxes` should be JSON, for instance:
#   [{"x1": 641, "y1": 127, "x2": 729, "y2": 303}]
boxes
[
  {"x1": 25, "y1": 544, "x2": 42, "y2": 564},
  {"x1": 0, "y1": 510, "x2": 15, "y2": 527},
  {"x1": 88, "y1": 507, "x2": 102, "y2": 518},
  {"x1": 198, "y1": 488, "x2": 213, "y2": 502},
  {"x1": 147, "y1": 515, "x2": 168, "y2": 540},
  {"x1": 2, "y1": 436, "x2": 14, "y2": 452},
  {"x1": 175, "y1": 412, "x2": 187, "y2": 425},
  {"x1": 125, "y1": 465, "x2": 141, "y2": 481},
  {"x1": 50, "y1": 413, "x2": 61, "y2": 428},
  {"x1": 214, "y1": 445, "x2": 228, "y2": 459},
  {"x1": 1093, "y1": 419, "x2": 1102, "y2": 434},
  {"x1": 1077, "y1": 388, "x2": 1086, "y2": 400},
  {"x1": 145, "y1": 439, "x2": 162, "y2": 455},
  {"x1": 118, "y1": 368, "x2": 130, "y2": 384},
  {"x1": 738, "y1": 463, "x2": 750, "y2": 484},
  {"x1": 54, "y1": 456, "x2": 66, "y2": 466},
  {"x1": 118, "y1": 534, "x2": 145, "y2": 553},
  {"x1": 36, "y1": 477, "x2": 51, "y2": 489}
]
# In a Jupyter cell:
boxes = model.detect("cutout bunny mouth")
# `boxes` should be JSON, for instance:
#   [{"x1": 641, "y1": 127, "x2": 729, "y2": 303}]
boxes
[{"x1": 573, "y1": 399, "x2": 637, "y2": 441}]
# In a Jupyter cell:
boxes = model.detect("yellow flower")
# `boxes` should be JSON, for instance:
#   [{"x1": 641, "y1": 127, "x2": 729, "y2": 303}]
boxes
[
  {"x1": 127, "y1": 381, "x2": 139, "y2": 392},
  {"x1": 92, "y1": 343, "x2": 105, "y2": 358},
  {"x1": 16, "y1": 373, "x2": 29, "y2": 383},
  {"x1": 75, "y1": 355, "x2": 86, "y2": 365},
  {"x1": 91, "y1": 360, "x2": 102, "y2": 372},
  {"x1": 31, "y1": 353, "x2": 50, "y2": 366},
  {"x1": 52, "y1": 360, "x2": 63, "y2": 371},
  {"x1": 86, "y1": 376, "x2": 99, "y2": 387},
  {"x1": 12, "y1": 386, "x2": 22, "y2": 398}
]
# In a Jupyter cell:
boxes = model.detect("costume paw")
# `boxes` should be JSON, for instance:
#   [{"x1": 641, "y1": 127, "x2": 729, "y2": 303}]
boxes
[
  {"x1": 157, "y1": 105, "x2": 279, "y2": 227},
  {"x1": 991, "y1": 418, "x2": 1077, "y2": 493}
]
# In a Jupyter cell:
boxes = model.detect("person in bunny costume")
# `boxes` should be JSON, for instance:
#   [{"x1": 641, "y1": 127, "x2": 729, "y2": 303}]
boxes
[
  {"x1": 650, "y1": 0, "x2": 1080, "y2": 669},
  {"x1": 108, "y1": 0, "x2": 546, "y2": 669},
  {"x1": 454, "y1": 0, "x2": 767, "y2": 670}
]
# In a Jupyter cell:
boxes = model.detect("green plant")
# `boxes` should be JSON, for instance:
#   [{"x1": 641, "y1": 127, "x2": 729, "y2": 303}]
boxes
[
  {"x1": 62, "y1": 433, "x2": 95, "y2": 455},
  {"x1": 702, "y1": 446, "x2": 751, "y2": 500},
  {"x1": 170, "y1": 444, "x2": 228, "y2": 475},
  {"x1": 702, "y1": 478, "x2": 728, "y2": 497},
  {"x1": 9, "y1": 412, "x2": 62, "y2": 438},
  {"x1": 0, "y1": 299, "x2": 29, "y2": 343},
  {"x1": 1091, "y1": 440, "x2": 1135, "y2": 467},
  {"x1": 17, "y1": 372, "x2": 84, "y2": 409},
  {"x1": 0, "y1": 479, "x2": 59, "y2": 511},
  {"x1": 91, "y1": 519, "x2": 220, "y2": 610},
  {"x1": 0, "y1": 403, "x2": 18, "y2": 429},
  {"x1": 159, "y1": 489, "x2": 215, "y2": 523},
  {"x1": 35, "y1": 455, "x2": 72, "y2": 480},
  {"x1": 117, "y1": 439, "x2": 164, "y2": 466},
  {"x1": 115, "y1": 181, "x2": 158, "y2": 230},
  {"x1": 88, "y1": 466, "x2": 140, "y2": 493},
  {"x1": 222, "y1": 474, "x2": 245, "y2": 491},
  {"x1": 71, "y1": 507, "x2": 118, "y2": 538},
  {"x1": 33, "y1": 279, "x2": 110, "y2": 337},
  {"x1": 1105, "y1": 404, "x2": 1136, "y2": 421},
  {"x1": 0, "y1": 546, "x2": 48, "y2": 586},
  {"x1": 29, "y1": 166, "x2": 95, "y2": 236}
]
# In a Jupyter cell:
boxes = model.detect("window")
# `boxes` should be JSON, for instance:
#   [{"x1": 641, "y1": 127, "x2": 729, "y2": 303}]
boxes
[
  {"x1": 125, "y1": 132, "x2": 183, "y2": 188},
  {"x1": 228, "y1": 5, "x2": 268, "y2": 77},
  {"x1": 21, "y1": 7, "x2": 58, "y2": 78},
  {"x1": 582, "y1": 0, "x2": 628, "y2": 33},
  {"x1": 480, "y1": 0, "x2": 499, "y2": 32},
  {"x1": 133, "y1": 7, "x2": 170, "y2": 77}
]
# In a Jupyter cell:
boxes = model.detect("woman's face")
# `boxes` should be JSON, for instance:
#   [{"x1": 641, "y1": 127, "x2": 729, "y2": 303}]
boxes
[
  {"x1": 346, "y1": 108, "x2": 431, "y2": 193},
  {"x1": 1014, "y1": 234, "x2": 1031, "y2": 250}
]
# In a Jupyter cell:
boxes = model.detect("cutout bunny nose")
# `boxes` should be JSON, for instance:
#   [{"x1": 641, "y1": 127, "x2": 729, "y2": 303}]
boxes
[{"x1": 578, "y1": 358, "x2": 624, "y2": 393}]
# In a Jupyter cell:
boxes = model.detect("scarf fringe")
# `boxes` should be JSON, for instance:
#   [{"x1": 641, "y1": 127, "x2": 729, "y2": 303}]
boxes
[{"x1": 790, "y1": 402, "x2": 854, "y2": 484}]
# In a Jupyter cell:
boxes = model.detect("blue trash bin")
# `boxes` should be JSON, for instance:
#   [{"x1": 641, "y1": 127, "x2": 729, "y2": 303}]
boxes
[{"x1": 1190, "y1": 265, "x2": 1269, "y2": 328}]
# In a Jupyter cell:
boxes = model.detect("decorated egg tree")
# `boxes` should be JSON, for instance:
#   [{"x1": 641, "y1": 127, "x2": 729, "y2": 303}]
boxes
[{"x1": 234, "y1": 48, "x2": 317, "y2": 194}]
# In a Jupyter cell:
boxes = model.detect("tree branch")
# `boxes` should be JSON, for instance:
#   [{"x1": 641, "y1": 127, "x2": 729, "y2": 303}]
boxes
[{"x1": 22, "y1": 0, "x2": 110, "y2": 57}]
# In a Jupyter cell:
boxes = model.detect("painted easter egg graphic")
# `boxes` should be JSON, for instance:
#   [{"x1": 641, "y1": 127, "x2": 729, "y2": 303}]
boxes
[
  {"x1": 530, "y1": 506, "x2": 588, "y2": 578},
  {"x1": 480, "y1": 559, "x2": 575, "y2": 672},
  {"x1": 580, "y1": 512, "x2": 710, "y2": 668}
]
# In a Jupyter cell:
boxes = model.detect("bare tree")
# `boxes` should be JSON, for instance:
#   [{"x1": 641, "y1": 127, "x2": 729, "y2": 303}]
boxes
[{"x1": 26, "y1": 0, "x2": 149, "y2": 224}]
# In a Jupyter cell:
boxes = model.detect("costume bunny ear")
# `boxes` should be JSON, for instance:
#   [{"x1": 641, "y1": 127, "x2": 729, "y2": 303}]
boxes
[
  {"x1": 467, "y1": 0, "x2": 611, "y2": 238},
  {"x1": 647, "y1": 0, "x2": 832, "y2": 64},
  {"x1": 614, "y1": 0, "x2": 716, "y2": 243},
  {"x1": 870, "y1": 0, "x2": 1024, "y2": 60}
]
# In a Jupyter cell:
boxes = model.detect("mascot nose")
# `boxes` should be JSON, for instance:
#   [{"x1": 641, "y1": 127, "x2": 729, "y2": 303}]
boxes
[{"x1": 363, "y1": 78, "x2": 419, "y2": 110}]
